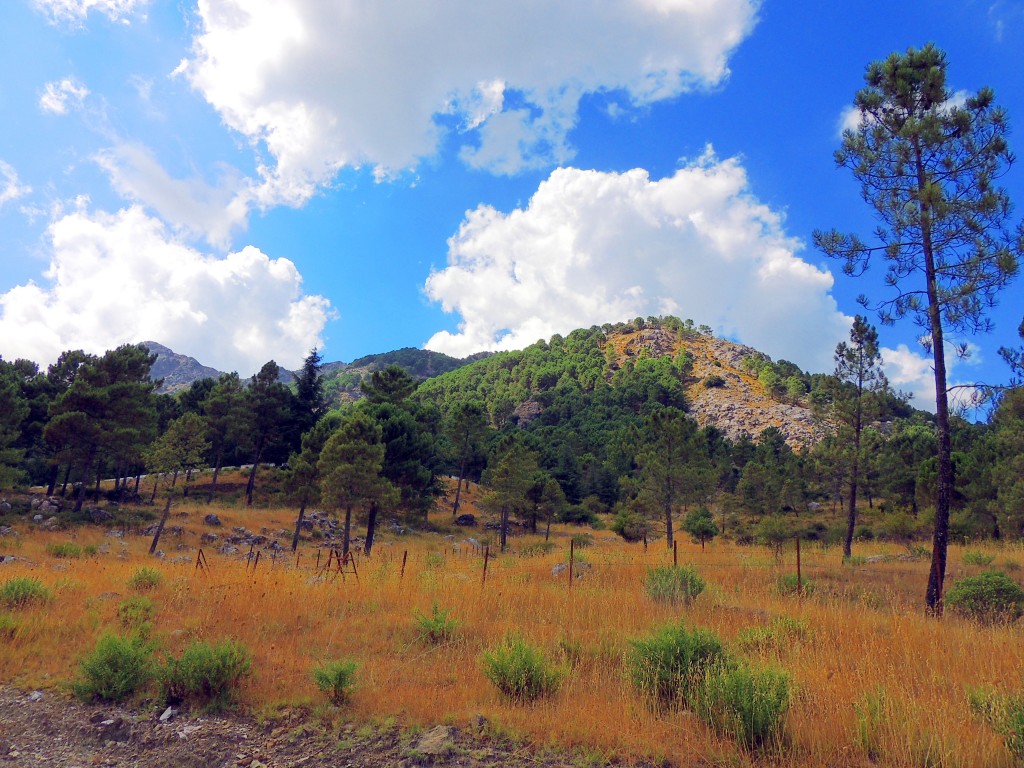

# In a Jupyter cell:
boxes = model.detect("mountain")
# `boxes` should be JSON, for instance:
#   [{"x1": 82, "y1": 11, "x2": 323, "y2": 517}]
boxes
[
  {"x1": 416, "y1": 318, "x2": 831, "y2": 449},
  {"x1": 142, "y1": 342, "x2": 226, "y2": 394},
  {"x1": 142, "y1": 341, "x2": 487, "y2": 399}
]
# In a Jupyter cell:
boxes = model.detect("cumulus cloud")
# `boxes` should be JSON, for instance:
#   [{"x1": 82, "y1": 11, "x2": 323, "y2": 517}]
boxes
[
  {"x1": 39, "y1": 77, "x2": 90, "y2": 115},
  {"x1": 0, "y1": 161, "x2": 31, "y2": 208},
  {"x1": 0, "y1": 205, "x2": 333, "y2": 374},
  {"x1": 95, "y1": 143, "x2": 251, "y2": 248},
  {"x1": 882, "y1": 341, "x2": 985, "y2": 412},
  {"x1": 179, "y1": 0, "x2": 758, "y2": 203},
  {"x1": 424, "y1": 150, "x2": 852, "y2": 374},
  {"x1": 33, "y1": 0, "x2": 145, "y2": 24}
]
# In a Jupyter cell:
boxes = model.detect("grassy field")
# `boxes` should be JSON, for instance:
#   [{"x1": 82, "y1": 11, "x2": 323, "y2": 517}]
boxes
[{"x1": 1, "y1": 482, "x2": 1023, "y2": 767}]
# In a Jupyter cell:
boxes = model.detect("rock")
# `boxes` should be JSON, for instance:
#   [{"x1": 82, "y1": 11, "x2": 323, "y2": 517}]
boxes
[
  {"x1": 219, "y1": 545, "x2": 240, "y2": 556},
  {"x1": 158, "y1": 706, "x2": 176, "y2": 723},
  {"x1": 0, "y1": 526, "x2": 16, "y2": 537},
  {"x1": 39, "y1": 501, "x2": 60, "y2": 515},
  {"x1": 204, "y1": 514, "x2": 222, "y2": 527},
  {"x1": 32, "y1": 514, "x2": 44, "y2": 522},
  {"x1": 28, "y1": 691, "x2": 43, "y2": 702},
  {"x1": 200, "y1": 532, "x2": 219, "y2": 544},
  {"x1": 95, "y1": 717, "x2": 132, "y2": 743},
  {"x1": 43, "y1": 516, "x2": 60, "y2": 531},
  {"x1": 413, "y1": 725, "x2": 455, "y2": 756},
  {"x1": 0, "y1": 501, "x2": 11, "y2": 512},
  {"x1": 87, "y1": 507, "x2": 114, "y2": 524},
  {"x1": 552, "y1": 561, "x2": 592, "y2": 578},
  {"x1": 454, "y1": 514, "x2": 476, "y2": 527}
]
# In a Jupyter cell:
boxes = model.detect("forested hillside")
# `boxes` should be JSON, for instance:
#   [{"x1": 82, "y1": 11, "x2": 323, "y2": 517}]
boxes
[{"x1": 1, "y1": 315, "x2": 1022, "y2": 552}]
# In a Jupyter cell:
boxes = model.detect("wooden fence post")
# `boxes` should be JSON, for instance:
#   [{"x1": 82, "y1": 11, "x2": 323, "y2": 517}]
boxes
[{"x1": 482, "y1": 545, "x2": 490, "y2": 587}]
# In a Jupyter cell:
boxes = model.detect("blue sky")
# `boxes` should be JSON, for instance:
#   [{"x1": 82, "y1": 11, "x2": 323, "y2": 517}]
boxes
[{"x1": 1, "y1": 0, "x2": 1022, "y2": 411}]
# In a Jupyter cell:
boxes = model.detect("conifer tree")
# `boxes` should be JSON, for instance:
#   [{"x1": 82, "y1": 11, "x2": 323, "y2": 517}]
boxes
[{"x1": 815, "y1": 44, "x2": 1022, "y2": 612}]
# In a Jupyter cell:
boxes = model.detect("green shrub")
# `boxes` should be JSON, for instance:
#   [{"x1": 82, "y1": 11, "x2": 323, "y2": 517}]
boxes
[
  {"x1": 413, "y1": 603, "x2": 459, "y2": 646},
  {"x1": 312, "y1": 659, "x2": 358, "y2": 705},
  {"x1": 736, "y1": 617, "x2": 811, "y2": 653},
  {"x1": 609, "y1": 508, "x2": 652, "y2": 542},
  {"x1": 702, "y1": 375, "x2": 726, "y2": 388},
  {"x1": 625, "y1": 622, "x2": 726, "y2": 708},
  {"x1": 72, "y1": 633, "x2": 156, "y2": 703},
  {"x1": 520, "y1": 541, "x2": 556, "y2": 557},
  {"x1": 46, "y1": 542, "x2": 83, "y2": 559},
  {"x1": 482, "y1": 636, "x2": 562, "y2": 701},
  {"x1": 128, "y1": 567, "x2": 163, "y2": 591},
  {"x1": 117, "y1": 595, "x2": 156, "y2": 634},
  {"x1": 854, "y1": 687, "x2": 888, "y2": 762},
  {"x1": 0, "y1": 576, "x2": 52, "y2": 609},
  {"x1": 776, "y1": 573, "x2": 814, "y2": 597},
  {"x1": 644, "y1": 565, "x2": 705, "y2": 605},
  {"x1": 963, "y1": 550, "x2": 996, "y2": 566},
  {"x1": 424, "y1": 551, "x2": 445, "y2": 570},
  {"x1": 969, "y1": 686, "x2": 1024, "y2": 761},
  {"x1": 0, "y1": 613, "x2": 19, "y2": 640},
  {"x1": 160, "y1": 639, "x2": 252, "y2": 711},
  {"x1": 944, "y1": 571, "x2": 1024, "y2": 623},
  {"x1": 571, "y1": 533, "x2": 594, "y2": 549},
  {"x1": 690, "y1": 662, "x2": 791, "y2": 750}
]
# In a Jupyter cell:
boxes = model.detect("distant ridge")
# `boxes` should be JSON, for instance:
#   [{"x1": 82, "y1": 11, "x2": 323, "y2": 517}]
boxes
[
  {"x1": 142, "y1": 342, "x2": 226, "y2": 394},
  {"x1": 140, "y1": 341, "x2": 488, "y2": 399}
]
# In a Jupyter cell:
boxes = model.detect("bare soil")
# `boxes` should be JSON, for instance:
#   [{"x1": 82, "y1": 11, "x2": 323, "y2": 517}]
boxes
[{"x1": 0, "y1": 686, "x2": 601, "y2": 768}]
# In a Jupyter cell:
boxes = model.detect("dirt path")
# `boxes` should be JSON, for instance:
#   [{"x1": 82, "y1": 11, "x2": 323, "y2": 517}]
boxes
[{"x1": 0, "y1": 686, "x2": 595, "y2": 768}]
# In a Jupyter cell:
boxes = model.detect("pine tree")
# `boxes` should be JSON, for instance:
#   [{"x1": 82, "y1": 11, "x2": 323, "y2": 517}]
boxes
[
  {"x1": 814, "y1": 44, "x2": 1022, "y2": 612},
  {"x1": 833, "y1": 316, "x2": 888, "y2": 559}
]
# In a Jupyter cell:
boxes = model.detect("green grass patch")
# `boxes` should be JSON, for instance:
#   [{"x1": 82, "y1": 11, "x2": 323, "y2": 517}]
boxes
[
  {"x1": 643, "y1": 565, "x2": 705, "y2": 605},
  {"x1": 312, "y1": 659, "x2": 358, "y2": 705},
  {"x1": 482, "y1": 636, "x2": 563, "y2": 702},
  {"x1": 0, "y1": 576, "x2": 52, "y2": 609}
]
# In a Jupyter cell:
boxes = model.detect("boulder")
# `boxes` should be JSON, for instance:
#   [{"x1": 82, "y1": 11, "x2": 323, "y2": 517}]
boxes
[
  {"x1": 203, "y1": 514, "x2": 222, "y2": 527},
  {"x1": 454, "y1": 514, "x2": 477, "y2": 527}
]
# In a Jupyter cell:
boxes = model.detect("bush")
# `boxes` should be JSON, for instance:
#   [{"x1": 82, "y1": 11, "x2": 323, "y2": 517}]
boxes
[
  {"x1": 117, "y1": 595, "x2": 156, "y2": 634},
  {"x1": 0, "y1": 576, "x2": 52, "y2": 609},
  {"x1": 736, "y1": 617, "x2": 811, "y2": 653},
  {"x1": 413, "y1": 603, "x2": 459, "y2": 645},
  {"x1": 45, "y1": 541, "x2": 98, "y2": 558},
  {"x1": 610, "y1": 508, "x2": 652, "y2": 542},
  {"x1": 0, "y1": 613, "x2": 19, "y2": 640},
  {"x1": 969, "y1": 686, "x2": 1024, "y2": 761},
  {"x1": 72, "y1": 633, "x2": 156, "y2": 703},
  {"x1": 520, "y1": 541, "x2": 556, "y2": 557},
  {"x1": 776, "y1": 573, "x2": 814, "y2": 597},
  {"x1": 690, "y1": 662, "x2": 791, "y2": 750},
  {"x1": 945, "y1": 571, "x2": 1024, "y2": 623},
  {"x1": 571, "y1": 533, "x2": 594, "y2": 549},
  {"x1": 482, "y1": 636, "x2": 562, "y2": 701},
  {"x1": 963, "y1": 550, "x2": 996, "y2": 567},
  {"x1": 312, "y1": 659, "x2": 358, "y2": 705},
  {"x1": 702, "y1": 375, "x2": 726, "y2": 388},
  {"x1": 128, "y1": 567, "x2": 163, "y2": 591},
  {"x1": 625, "y1": 622, "x2": 726, "y2": 708},
  {"x1": 644, "y1": 565, "x2": 705, "y2": 605},
  {"x1": 160, "y1": 639, "x2": 252, "y2": 711}
]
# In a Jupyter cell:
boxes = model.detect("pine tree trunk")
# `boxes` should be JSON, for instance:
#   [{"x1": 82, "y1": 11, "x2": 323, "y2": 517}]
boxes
[
  {"x1": 46, "y1": 464, "x2": 59, "y2": 497},
  {"x1": 364, "y1": 502, "x2": 378, "y2": 556},
  {"x1": 343, "y1": 505, "x2": 352, "y2": 557},
  {"x1": 149, "y1": 498, "x2": 172, "y2": 555},
  {"x1": 207, "y1": 451, "x2": 224, "y2": 504},
  {"x1": 452, "y1": 459, "x2": 467, "y2": 516},
  {"x1": 60, "y1": 464, "x2": 71, "y2": 496},
  {"x1": 291, "y1": 498, "x2": 307, "y2": 552},
  {"x1": 245, "y1": 442, "x2": 264, "y2": 507}
]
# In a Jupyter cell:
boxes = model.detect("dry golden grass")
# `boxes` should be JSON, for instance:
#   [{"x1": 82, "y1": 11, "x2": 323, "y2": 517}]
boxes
[{"x1": 1, "y1": 497, "x2": 1022, "y2": 767}]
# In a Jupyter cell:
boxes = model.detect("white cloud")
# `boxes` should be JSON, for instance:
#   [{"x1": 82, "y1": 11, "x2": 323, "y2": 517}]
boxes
[
  {"x1": 39, "y1": 77, "x2": 90, "y2": 115},
  {"x1": 94, "y1": 143, "x2": 251, "y2": 248},
  {"x1": 881, "y1": 341, "x2": 982, "y2": 412},
  {"x1": 33, "y1": 0, "x2": 145, "y2": 25},
  {"x1": 180, "y1": 0, "x2": 758, "y2": 202},
  {"x1": 0, "y1": 205, "x2": 333, "y2": 374},
  {"x1": 0, "y1": 161, "x2": 31, "y2": 208},
  {"x1": 424, "y1": 149, "x2": 852, "y2": 374}
]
